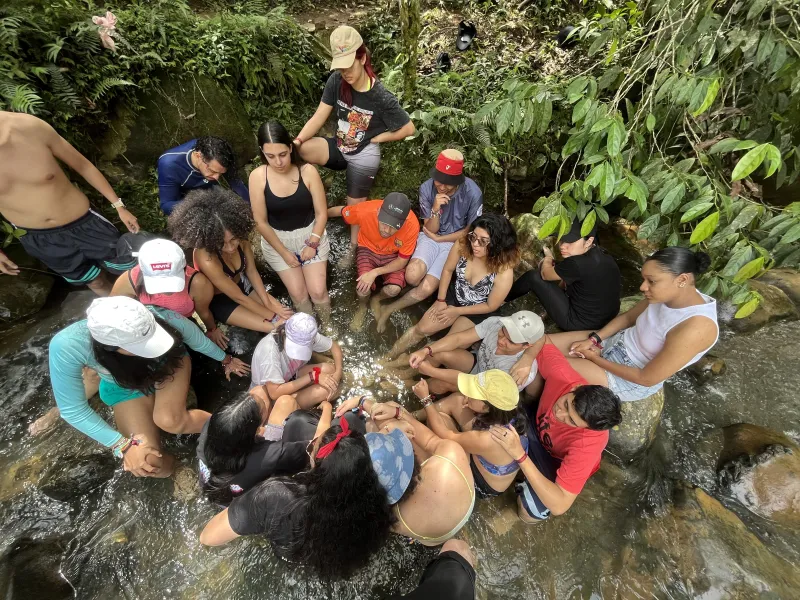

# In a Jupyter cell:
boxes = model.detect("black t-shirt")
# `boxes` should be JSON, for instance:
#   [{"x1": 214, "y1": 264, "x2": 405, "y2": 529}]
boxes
[
  {"x1": 554, "y1": 246, "x2": 621, "y2": 327},
  {"x1": 321, "y1": 72, "x2": 411, "y2": 155},
  {"x1": 228, "y1": 479, "x2": 307, "y2": 559},
  {"x1": 196, "y1": 421, "x2": 309, "y2": 498}
]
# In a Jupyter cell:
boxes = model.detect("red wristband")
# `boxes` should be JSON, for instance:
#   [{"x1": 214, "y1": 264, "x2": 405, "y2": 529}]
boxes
[
  {"x1": 395, "y1": 406, "x2": 401, "y2": 420},
  {"x1": 436, "y1": 298, "x2": 447, "y2": 302},
  {"x1": 425, "y1": 345, "x2": 433, "y2": 357},
  {"x1": 515, "y1": 452, "x2": 528, "y2": 465}
]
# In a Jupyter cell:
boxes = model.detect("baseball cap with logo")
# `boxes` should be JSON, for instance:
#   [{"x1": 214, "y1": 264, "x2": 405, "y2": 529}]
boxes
[
  {"x1": 366, "y1": 428, "x2": 415, "y2": 505},
  {"x1": 430, "y1": 149, "x2": 466, "y2": 186},
  {"x1": 134, "y1": 239, "x2": 187, "y2": 294},
  {"x1": 330, "y1": 26, "x2": 363, "y2": 70},
  {"x1": 499, "y1": 311, "x2": 545, "y2": 345},
  {"x1": 377, "y1": 192, "x2": 411, "y2": 230},
  {"x1": 86, "y1": 296, "x2": 175, "y2": 359},
  {"x1": 457, "y1": 369, "x2": 519, "y2": 411},
  {"x1": 284, "y1": 313, "x2": 319, "y2": 362}
]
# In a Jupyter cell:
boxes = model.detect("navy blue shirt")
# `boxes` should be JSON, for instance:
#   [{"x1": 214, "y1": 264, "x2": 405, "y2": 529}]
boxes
[
  {"x1": 157, "y1": 139, "x2": 250, "y2": 215},
  {"x1": 419, "y1": 177, "x2": 483, "y2": 235}
]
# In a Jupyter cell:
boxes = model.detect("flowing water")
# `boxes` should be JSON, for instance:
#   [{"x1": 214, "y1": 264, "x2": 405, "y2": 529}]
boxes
[{"x1": 1, "y1": 221, "x2": 798, "y2": 599}]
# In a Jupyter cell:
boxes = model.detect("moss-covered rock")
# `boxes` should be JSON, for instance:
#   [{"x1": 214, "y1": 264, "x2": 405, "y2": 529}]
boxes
[
  {"x1": 510, "y1": 213, "x2": 544, "y2": 272},
  {"x1": 757, "y1": 268, "x2": 800, "y2": 306},
  {"x1": 0, "y1": 244, "x2": 55, "y2": 323},
  {"x1": 606, "y1": 388, "x2": 664, "y2": 462},
  {"x1": 729, "y1": 280, "x2": 798, "y2": 332}
]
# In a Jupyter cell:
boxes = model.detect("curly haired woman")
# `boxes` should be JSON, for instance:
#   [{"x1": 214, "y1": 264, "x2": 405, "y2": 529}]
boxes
[
  {"x1": 386, "y1": 213, "x2": 520, "y2": 359},
  {"x1": 168, "y1": 187, "x2": 292, "y2": 336}
]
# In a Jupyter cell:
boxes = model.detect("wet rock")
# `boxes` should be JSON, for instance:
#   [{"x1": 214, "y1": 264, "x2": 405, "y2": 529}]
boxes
[
  {"x1": 729, "y1": 280, "x2": 798, "y2": 332},
  {"x1": 688, "y1": 353, "x2": 727, "y2": 382},
  {"x1": 0, "y1": 245, "x2": 55, "y2": 323},
  {"x1": 510, "y1": 213, "x2": 544, "y2": 272},
  {"x1": 717, "y1": 423, "x2": 800, "y2": 529},
  {"x1": 172, "y1": 463, "x2": 199, "y2": 502},
  {"x1": 39, "y1": 453, "x2": 116, "y2": 502},
  {"x1": 0, "y1": 454, "x2": 50, "y2": 502},
  {"x1": 618, "y1": 293, "x2": 643, "y2": 314},
  {"x1": 0, "y1": 537, "x2": 74, "y2": 600},
  {"x1": 604, "y1": 218, "x2": 659, "y2": 264},
  {"x1": 606, "y1": 388, "x2": 664, "y2": 463},
  {"x1": 757, "y1": 268, "x2": 800, "y2": 306}
]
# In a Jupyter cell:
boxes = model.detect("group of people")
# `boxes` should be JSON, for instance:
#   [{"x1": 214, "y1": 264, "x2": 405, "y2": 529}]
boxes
[{"x1": 0, "y1": 23, "x2": 721, "y2": 597}]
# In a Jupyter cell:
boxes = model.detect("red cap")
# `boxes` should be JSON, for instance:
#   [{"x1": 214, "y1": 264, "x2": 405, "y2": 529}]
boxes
[{"x1": 431, "y1": 150, "x2": 466, "y2": 185}]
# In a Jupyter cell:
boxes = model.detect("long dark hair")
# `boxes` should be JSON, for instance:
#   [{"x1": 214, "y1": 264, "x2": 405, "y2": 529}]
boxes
[
  {"x1": 645, "y1": 247, "x2": 711, "y2": 280},
  {"x1": 257, "y1": 121, "x2": 303, "y2": 169},
  {"x1": 260, "y1": 423, "x2": 394, "y2": 578},
  {"x1": 91, "y1": 317, "x2": 186, "y2": 394},
  {"x1": 202, "y1": 392, "x2": 263, "y2": 505},
  {"x1": 459, "y1": 213, "x2": 520, "y2": 273},
  {"x1": 340, "y1": 44, "x2": 377, "y2": 106},
  {"x1": 474, "y1": 404, "x2": 528, "y2": 437}
]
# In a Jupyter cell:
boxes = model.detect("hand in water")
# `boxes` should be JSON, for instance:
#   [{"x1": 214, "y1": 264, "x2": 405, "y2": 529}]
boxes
[
  {"x1": 117, "y1": 207, "x2": 140, "y2": 233},
  {"x1": 489, "y1": 425, "x2": 524, "y2": 460},
  {"x1": 382, "y1": 419, "x2": 415, "y2": 439},
  {"x1": 371, "y1": 401, "x2": 404, "y2": 423},
  {"x1": 0, "y1": 251, "x2": 20, "y2": 275},
  {"x1": 223, "y1": 357, "x2": 250, "y2": 380},
  {"x1": 356, "y1": 270, "x2": 378, "y2": 295},
  {"x1": 271, "y1": 300, "x2": 294, "y2": 321},
  {"x1": 206, "y1": 327, "x2": 229, "y2": 350},
  {"x1": 123, "y1": 434, "x2": 162, "y2": 477}
]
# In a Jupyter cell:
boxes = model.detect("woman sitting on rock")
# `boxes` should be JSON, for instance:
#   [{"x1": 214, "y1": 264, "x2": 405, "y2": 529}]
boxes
[
  {"x1": 334, "y1": 393, "x2": 475, "y2": 545},
  {"x1": 168, "y1": 187, "x2": 293, "y2": 336},
  {"x1": 386, "y1": 213, "x2": 519, "y2": 360},
  {"x1": 110, "y1": 238, "x2": 231, "y2": 349},
  {"x1": 199, "y1": 415, "x2": 394, "y2": 579},
  {"x1": 197, "y1": 387, "x2": 331, "y2": 505},
  {"x1": 48, "y1": 297, "x2": 249, "y2": 478},
  {"x1": 249, "y1": 121, "x2": 331, "y2": 318},
  {"x1": 514, "y1": 248, "x2": 718, "y2": 402}
]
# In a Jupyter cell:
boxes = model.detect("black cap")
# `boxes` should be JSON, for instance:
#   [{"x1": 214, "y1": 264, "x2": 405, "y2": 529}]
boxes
[
  {"x1": 560, "y1": 218, "x2": 597, "y2": 243},
  {"x1": 378, "y1": 193, "x2": 411, "y2": 230}
]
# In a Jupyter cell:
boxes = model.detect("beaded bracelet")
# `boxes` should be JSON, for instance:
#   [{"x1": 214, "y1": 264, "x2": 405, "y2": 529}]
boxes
[{"x1": 304, "y1": 238, "x2": 320, "y2": 250}]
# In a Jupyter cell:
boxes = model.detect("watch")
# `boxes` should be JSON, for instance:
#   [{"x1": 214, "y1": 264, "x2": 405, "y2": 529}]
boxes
[{"x1": 111, "y1": 198, "x2": 125, "y2": 209}]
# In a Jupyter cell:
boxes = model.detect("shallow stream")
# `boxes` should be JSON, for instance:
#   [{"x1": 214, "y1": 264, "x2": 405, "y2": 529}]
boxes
[{"x1": 0, "y1": 221, "x2": 798, "y2": 599}]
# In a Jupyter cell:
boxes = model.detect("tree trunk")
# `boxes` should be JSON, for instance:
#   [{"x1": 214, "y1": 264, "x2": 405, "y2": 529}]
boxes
[
  {"x1": 398, "y1": 0, "x2": 420, "y2": 100},
  {"x1": 504, "y1": 165, "x2": 509, "y2": 217}
]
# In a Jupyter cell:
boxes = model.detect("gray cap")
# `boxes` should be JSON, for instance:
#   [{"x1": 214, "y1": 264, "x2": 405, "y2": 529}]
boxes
[
  {"x1": 377, "y1": 192, "x2": 411, "y2": 230},
  {"x1": 499, "y1": 311, "x2": 545, "y2": 344}
]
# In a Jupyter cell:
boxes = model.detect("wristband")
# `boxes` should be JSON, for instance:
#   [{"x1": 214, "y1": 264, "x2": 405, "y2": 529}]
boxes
[
  {"x1": 111, "y1": 198, "x2": 125, "y2": 209},
  {"x1": 310, "y1": 367, "x2": 321, "y2": 385},
  {"x1": 436, "y1": 298, "x2": 446, "y2": 303},
  {"x1": 420, "y1": 394, "x2": 434, "y2": 408},
  {"x1": 294, "y1": 136, "x2": 304, "y2": 145},
  {"x1": 430, "y1": 209, "x2": 442, "y2": 218},
  {"x1": 112, "y1": 436, "x2": 140, "y2": 459},
  {"x1": 395, "y1": 406, "x2": 401, "y2": 420},
  {"x1": 588, "y1": 332, "x2": 602, "y2": 348},
  {"x1": 270, "y1": 313, "x2": 280, "y2": 323},
  {"x1": 304, "y1": 238, "x2": 320, "y2": 250},
  {"x1": 515, "y1": 452, "x2": 528, "y2": 465},
  {"x1": 309, "y1": 232, "x2": 321, "y2": 239},
  {"x1": 425, "y1": 345, "x2": 433, "y2": 356},
  {"x1": 206, "y1": 324, "x2": 217, "y2": 333},
  {"x1": 357, "y1": 395, "x2": 369, "y2": 416}
]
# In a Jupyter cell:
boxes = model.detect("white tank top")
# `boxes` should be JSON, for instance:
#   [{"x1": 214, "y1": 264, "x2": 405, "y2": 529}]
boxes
[{"x1": 622, "y1": 291, "x2": 719, "y2": 369}]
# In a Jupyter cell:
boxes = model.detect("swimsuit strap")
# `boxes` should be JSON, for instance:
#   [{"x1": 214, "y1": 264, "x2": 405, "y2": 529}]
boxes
[
  {"x1": 396, "y1": 454, "x2": 475, "y2": 541},
  {"x1": 216, "y1": 246, "x2": 246, "y2": 279}
]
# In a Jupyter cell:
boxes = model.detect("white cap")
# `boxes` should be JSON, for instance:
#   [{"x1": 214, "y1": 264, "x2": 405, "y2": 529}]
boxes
[
  {"x1": 284, "y1": 313, "x2": 318, "y2": 362},
  {"x1": 499, "y1": 311, "x2": 545, "y2": 344},
  {"x1": 86, "y1": 297, "x2": 175, "y2": 359},
  {"x1": 135, "y1": 239, "x2": 186, "y2": 294}
]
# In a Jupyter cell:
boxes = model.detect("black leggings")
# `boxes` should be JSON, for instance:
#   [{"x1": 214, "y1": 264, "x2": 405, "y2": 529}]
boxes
[
  {"x1": 505, "y1": 269, "x2": 599, "y2": 331},
  {"x1": 393, "y1": 551, "x2": 476, "y2": 600}
]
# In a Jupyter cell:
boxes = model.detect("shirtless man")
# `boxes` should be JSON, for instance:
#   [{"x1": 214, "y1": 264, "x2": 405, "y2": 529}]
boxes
[{"x1": 0, "y1": 112, "x2": 140, "y2": 295}]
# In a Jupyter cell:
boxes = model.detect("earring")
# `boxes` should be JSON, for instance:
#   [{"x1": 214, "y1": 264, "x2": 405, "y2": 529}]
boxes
[{"x1": 679, "y1": 283, "x2": 686, "y2": 288}]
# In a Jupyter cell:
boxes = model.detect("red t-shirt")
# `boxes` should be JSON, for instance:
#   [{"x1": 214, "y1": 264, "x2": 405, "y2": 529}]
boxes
[{"x1": 535, "y1": 344, "x2": 609, "y2": 495}]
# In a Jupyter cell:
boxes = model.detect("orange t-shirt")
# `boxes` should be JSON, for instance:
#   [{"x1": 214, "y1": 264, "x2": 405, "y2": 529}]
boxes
[{"x1": 342, "y1": 200, "x2": 420, "y2": 258}]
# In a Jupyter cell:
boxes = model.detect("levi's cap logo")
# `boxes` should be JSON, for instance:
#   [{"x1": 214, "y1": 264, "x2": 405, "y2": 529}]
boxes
[{"x1": 150, "y1": 262, "x2": 172, "y2": 271}]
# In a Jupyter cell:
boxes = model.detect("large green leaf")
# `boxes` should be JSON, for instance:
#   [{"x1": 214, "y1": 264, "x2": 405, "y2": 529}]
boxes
[
  {"x1": 731, "y1": 144, "x2": 769, "y2": 181},
  {"x1": 779, "y1": 223, "x2": 800, "y2": 246},
  {"x1": 590, "y1": 118, "x2": 614, "y2": 133},
  {"x1": 681, "y1": 201, "x2": 714, "y2": 222},
  {"x1": 496, "y1": 102, "x2": 515, "y2": 138},
  {"x1": 599, "y1": 166, "x2": 615, "y2": 202},
  {"x1": 588, "y1": 31, "x2": 611, "y2": 56},
  {"x1": 585, "y1": 162, "x2": 606, "y2": 187},
  {"x1": 538, "y1": 214, "x2": 561, "y2": 239},
  {"x1": 691, "y1": 78, "x2": 721, "y2": 117},
  {"x1": 733, "y1": 256, "x2": 765, "y2": 283},
  {"x1": 572, "y1": 98, "x2": 590, "y2": 124},
  {"x1": 661, "y1": 182, "x2": 686, "y2": 214},
  {"x1": 638, "y1": 214, "x2": 661, "y2": 239},
  {"x1": 566, "y1": 77, "x2": 589, "y2": 103},
  {"x1": 763, "y1": 144, "x2": 782, "y2": 178},
  {"x1": 606, "y1": 121, "x2": 625, "y2": 156},
  {"x1": 537, "y1": 98, "x2": 552, "y2": 136},
  {"x1": 734, "y1": 297, "x2": 760, "y2": 319},
  {"x1": 690, "y1": 211, "x2": 720, "y2": 244},
  {"x1": 625, "y1": 175, "x2": 649, "y2": 213},
  {"x1": 581, "y1": 210, "x2": 597, "y2": 236},
  {"x1": 646, "y1": 113, "x2": 656, "y2": 131}
]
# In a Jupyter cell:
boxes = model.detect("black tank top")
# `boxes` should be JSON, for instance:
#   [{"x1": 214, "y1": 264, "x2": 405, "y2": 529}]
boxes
[
  {"x1": 216, "y1": 246, "x2": 246, "y2": 279},
  {"x1": 265, "y1": 166, "x2": 316, "y2": 231}
]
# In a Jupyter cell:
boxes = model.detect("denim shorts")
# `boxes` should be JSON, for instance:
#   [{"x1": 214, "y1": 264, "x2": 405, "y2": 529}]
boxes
[{"x1": 601, "y1": 332, "x2": 663, "y2": 402}]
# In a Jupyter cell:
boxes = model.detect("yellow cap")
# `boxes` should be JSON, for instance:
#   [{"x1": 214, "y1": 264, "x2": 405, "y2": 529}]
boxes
[
  {"x1": 457, "y1": 369, "x2": 519, "y2": 411},
  {"x1": 329, "y1": 26, "x2": 363, "y2": 70}
]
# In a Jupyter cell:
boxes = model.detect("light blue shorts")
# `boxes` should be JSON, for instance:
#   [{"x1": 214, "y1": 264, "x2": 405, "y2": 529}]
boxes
[
  {"x1": 601, "y1": 332, "x2": 663, "y2": 402},
  {"x1": 410, "y1": 234, "x2": 453, "y2": 280},
  {"x1": 98, "y1": 379, "x2": 149, "y2": 406}
]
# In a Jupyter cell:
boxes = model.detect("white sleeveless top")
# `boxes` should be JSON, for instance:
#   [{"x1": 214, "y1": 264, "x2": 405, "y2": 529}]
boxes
[{"x1": 622, "y1": 291, "x2": 719, "y2": 369}]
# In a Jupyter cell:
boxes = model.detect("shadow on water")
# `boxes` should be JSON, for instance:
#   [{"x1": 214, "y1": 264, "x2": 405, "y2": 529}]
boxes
[{"x1": 0, "y1": 221, "x2": 798, "y2": 598}]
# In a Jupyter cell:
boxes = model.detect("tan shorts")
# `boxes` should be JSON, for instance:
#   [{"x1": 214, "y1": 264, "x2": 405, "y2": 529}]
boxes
[{"x1": 260, "y1": 221, "x2": 330, "y2": 272}]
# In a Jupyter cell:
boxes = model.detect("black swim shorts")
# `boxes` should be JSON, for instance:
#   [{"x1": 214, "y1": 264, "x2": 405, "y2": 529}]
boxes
[
  {"x1": 18, "y1": 210, "x2": 135, "y2": 284},
  {"x1": 323, "y1": 137, "x2": 379, "y2": 199}
]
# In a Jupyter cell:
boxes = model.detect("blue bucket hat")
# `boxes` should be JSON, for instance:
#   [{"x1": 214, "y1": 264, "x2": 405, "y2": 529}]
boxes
[{"x1": 366, "y1": 428, "x2": 415, "y2": 505}]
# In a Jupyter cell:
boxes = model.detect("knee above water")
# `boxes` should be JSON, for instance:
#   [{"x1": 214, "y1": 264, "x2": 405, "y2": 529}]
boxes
[
  {"x1": 154, "y1": 411, "x2": 187, "y2": 434},
  {"x1": 383, "y1": 285, "x2": 402, "y2": 298}
]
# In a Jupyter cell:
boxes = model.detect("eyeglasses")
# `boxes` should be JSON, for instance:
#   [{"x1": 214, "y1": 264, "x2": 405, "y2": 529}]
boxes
[{"x1": 467, "y1": 232, "x2": 491, "y2": 247}]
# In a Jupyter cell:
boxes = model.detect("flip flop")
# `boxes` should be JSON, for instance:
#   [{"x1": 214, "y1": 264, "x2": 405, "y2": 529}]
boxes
[
  {"x1": 456, "y1": 20, "x2": 476, "y2": 51},
  {"x1": 436, "y1": 52, "x2": 451, "y2": 72}
]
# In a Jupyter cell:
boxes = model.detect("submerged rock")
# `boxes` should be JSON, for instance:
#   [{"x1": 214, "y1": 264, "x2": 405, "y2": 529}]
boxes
[
  {"x1": 688, "y1": 353, "x2": 727, "y2": 382},
  {"x1": 717, "y1": 423, "x2": 800, "y2": 529},
  {"x1": 729, "y1": 280, "x2": 798, "y2": 332},
  {"x1": 0, "y1": 537, "x2": 74, "y2": 600},
  {"x1": 606, "y1": 388, "x2": 664, "y2": 463},
  {"x1": 39, "y1": 454, "x2": 116, "y2": 502},
  {"x1": 0, "y1": 245, "x2": 55, "y2": 323}
]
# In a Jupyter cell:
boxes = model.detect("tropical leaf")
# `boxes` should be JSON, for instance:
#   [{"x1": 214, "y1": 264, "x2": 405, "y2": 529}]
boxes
[{"x1": 690, "y1": 211, "x2": 719, "y2": 244}]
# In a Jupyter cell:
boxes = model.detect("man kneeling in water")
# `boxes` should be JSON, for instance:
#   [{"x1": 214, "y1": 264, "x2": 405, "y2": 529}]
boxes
[{"x1": 491, "y1": 334, "x2": 622, "y2": 521}]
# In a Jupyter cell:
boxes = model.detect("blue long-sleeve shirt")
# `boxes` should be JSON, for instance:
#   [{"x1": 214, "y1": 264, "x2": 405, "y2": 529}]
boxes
[
  {"x1": 48, "y1": 306, "x2": 226, "y2": 448},
  {"x1": 157, "y1": 139, "x2": 251, "y2": 215}
]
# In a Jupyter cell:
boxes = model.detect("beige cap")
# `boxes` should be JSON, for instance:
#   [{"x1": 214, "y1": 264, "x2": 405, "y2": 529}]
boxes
[{"x1": 330, "y1": 26, "x2": 363, "y2": 70}]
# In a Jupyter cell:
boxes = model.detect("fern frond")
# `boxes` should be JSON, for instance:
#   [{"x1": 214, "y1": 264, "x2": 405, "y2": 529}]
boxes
[
  {"x1": 0, "y1": 81, "x2": 43, "y2": 114},
  {"x1": 45, "y1": 64, "x2": 80, "y2": 109},
  {"x1": 0, "y1": 17, "x2": 22, "y2": 51},
  {"x1": 473, "y1": 123, "x2": 492, "y2": 147},
  {"x1": 45, "y1": 37, "x2": 65, "y2": 62},
  {"x1": 91, "y1": 77, "x2": 136, "y2": 101}
]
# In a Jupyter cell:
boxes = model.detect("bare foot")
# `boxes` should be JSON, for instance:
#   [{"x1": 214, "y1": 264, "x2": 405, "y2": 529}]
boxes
[
  {"x1": 29, "y1": 407, "x2": 61, "y2": 436},
  {"x1": 370, "y1": 296, "x2": 390, "y2": 333},
  {"x1": 377, "y1": 353, "x2": 410, "y2": 369},
  {"x1": 350, "y1": 303, "x2": 369, "y2": 332},
  {"x1": 336, "y1": 244, "x2": 357, "y2": 270}
]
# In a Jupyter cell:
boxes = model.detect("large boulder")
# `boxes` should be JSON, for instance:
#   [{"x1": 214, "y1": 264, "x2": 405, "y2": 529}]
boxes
[
  {"x1": 728, "y1": 280, "x2": 798, "y2": 332},
  {"x1": 99, "y1": 75, "x2": 257, "y2": 179},
  {"x1": 510, "y1": 213, "x2": 544, "y2": 272},
  {"x1": 0, "y1": 538, "x2": 74, "y2": 600},
  {"x1": 0, "y1": 244, "x2": 55, "y2": 323},
  {"x1": 757, "y1": 268, "x2": 800, "y2": 306},
  {"x1": 604, "y1": 218, "x2": 659, "y2": 264},
  {"x1": 717, "y1": 423, "x2": 800, "y2": 529},
  {"x1": 38, "y1": 453, "x2": 116, "y2": 502},
  {"x1": 606, "y1": 388, "x2": 664, "y2": 462}
]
